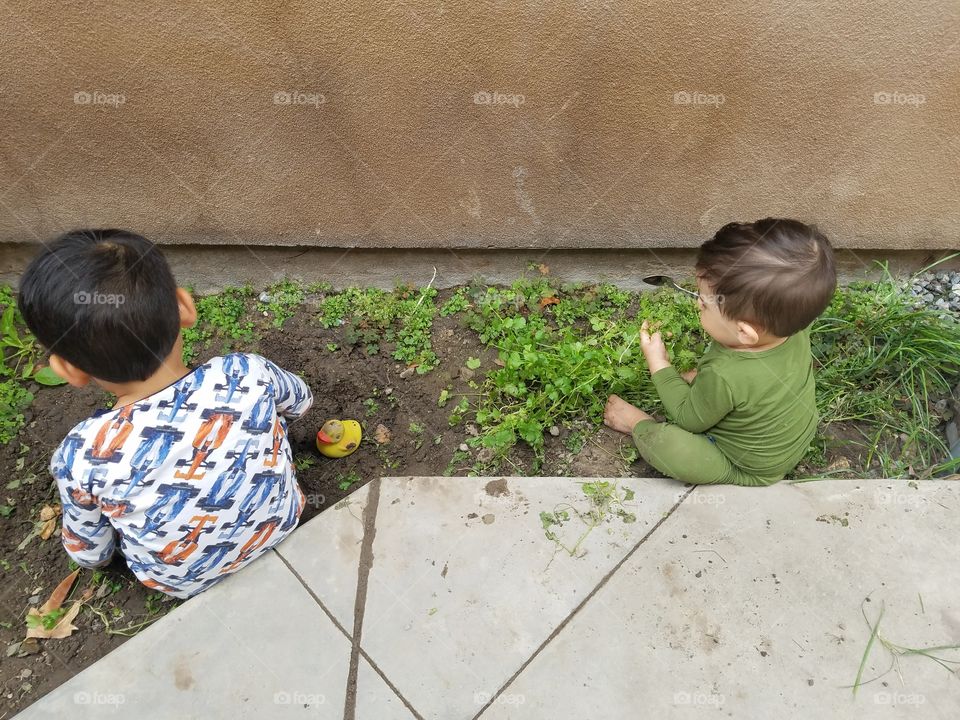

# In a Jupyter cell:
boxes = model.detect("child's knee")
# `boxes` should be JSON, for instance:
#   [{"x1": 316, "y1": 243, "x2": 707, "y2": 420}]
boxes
[
  {"x1": 633, "y1": 422, "x2": 728, "y2": 484},
  {"x1": 632, "y1": 421, "x2": 685, "y2": 474}
]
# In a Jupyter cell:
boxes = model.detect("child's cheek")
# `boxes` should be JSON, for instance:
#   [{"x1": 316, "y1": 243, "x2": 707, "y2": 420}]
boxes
[{"x1": 699, "y1": 311, "x2": 719, "y2": 340}]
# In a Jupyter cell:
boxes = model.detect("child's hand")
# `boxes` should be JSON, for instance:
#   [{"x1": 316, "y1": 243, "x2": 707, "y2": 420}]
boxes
[
  {"x1": 640, "y1": 320, "x2": 671, "y2": 373},
  {"x1": 680, "y1": 368, "x2": 698, "y2": 384}
]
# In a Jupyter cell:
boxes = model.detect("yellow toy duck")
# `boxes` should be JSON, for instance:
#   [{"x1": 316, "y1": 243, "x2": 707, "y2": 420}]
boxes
[{"x1": 316, "y1": 419, "x2": 362, "y2": 458}]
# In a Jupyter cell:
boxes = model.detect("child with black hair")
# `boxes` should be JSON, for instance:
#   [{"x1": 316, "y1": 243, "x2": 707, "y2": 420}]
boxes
[
  {"x1": 18, "y1": 229, "x2": 312, "y2": 598},
  {"x1": 604, "y1": 218, "x2": 837, "y2": 486}
]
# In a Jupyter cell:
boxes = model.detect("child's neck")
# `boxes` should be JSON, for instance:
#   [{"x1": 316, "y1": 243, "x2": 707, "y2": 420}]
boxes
[
  {"x1": 723, "y1": 335, "x2": 789, "y2": 353},
  {"x1": 101, "y1": 350, "x2": 192, "y2": 408}
]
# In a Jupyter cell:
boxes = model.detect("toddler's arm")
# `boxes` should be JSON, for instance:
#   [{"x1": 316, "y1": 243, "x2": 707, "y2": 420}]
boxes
[
  {"x1": 52, "y1": 445, "x2": 115, "y2": 568},
  {"x1": 252, "y1": 354, "x2": 314, "y2": 420},
  {"x1": 652, "y1": 365, "x2": 734, "y2": 433},
  {"x1": 639, "y1": 320, "x2": 730, "y2": 432}
]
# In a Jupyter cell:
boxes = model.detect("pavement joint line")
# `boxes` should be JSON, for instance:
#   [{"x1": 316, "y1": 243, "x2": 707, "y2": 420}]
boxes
[
  {"x1": 343, "y1": 476, "x2": 382, "y2": 720},
  {"x1": 471, "y1": 482, "x2": 697, "y2": 719},
  {"x1": 360, "y1": 648, "x2": 424, "y2": 720},
  {"x1": 354, "y1": 646, "x2": 427, "y2": 720},
  {"x1": 273, "y1": 546, "x2": 426, "y2": 720},
  {"x1": 273, "y1": 549, "x2": 355, "y2": 640}
]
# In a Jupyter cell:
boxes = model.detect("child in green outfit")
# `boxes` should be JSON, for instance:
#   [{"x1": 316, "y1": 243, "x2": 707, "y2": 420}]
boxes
[{"x1": 604, "y1": 218, "x2": 837, "y2": 486}]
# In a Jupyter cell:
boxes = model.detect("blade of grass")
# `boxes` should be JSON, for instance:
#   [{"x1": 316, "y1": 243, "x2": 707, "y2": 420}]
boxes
[{"x1": 853, "y1": 600, "x2": 884, "y2": 697}]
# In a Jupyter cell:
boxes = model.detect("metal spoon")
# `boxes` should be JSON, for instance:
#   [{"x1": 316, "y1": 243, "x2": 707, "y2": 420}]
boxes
[{"x1": 642, "y1": 275, "x2": 699, "y2": 299}]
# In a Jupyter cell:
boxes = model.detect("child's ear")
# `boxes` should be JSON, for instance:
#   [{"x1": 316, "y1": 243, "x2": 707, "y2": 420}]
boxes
[
  {"x1": 175, "y1": 288, "x2": 197, "y2": 329},
  {"x1": 49, "y1": 354, "x2": 92, "y2": 388},
  {"x1": 735, "y1": 321, "x2": 761, "y2": 347}
]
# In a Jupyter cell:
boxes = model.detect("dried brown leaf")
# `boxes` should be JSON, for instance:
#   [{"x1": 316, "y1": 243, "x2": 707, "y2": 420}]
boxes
[
  {"x1": 38, "y1": 504, "x2": 61, "y2": 541},
  {"x1": 374, "y1": 424, "x2": 392, "y2": 445},
  {"x1": 39, "y1": 569, "x2": 79, "y2": 614}
]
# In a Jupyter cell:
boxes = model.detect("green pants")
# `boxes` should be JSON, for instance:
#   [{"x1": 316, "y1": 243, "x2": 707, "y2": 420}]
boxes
[{"x1": 632, "y1": 420, "x2": 781, "y2": 487}]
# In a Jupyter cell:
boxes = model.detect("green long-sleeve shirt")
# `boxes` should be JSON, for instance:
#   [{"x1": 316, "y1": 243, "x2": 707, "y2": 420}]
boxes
[{"x1": 650, "y1": 328, "x2": 818, "y2": 477}]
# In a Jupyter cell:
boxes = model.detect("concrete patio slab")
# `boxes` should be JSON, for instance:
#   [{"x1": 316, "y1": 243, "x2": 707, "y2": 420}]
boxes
[
  {"x1": 14, "y1": 551, "x2": 411, "y2": 719},
  {"x1": 14, "y1": 477, "x2": 960, "y2": 720},
  {"x1": 482, "y1": 480, "x2": 960, "y2": 719},
  {"x1": 276, "y1": 483, "x2": 371, "y2": 628},
  {"x1": 279, "y1": 476, "x2": 687, "y2": 719}
]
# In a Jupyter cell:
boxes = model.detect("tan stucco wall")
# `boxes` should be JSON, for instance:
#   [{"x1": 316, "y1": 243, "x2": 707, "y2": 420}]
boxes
[{"x1": 1, "y1": 1, "x2": 958, "y2": 252}]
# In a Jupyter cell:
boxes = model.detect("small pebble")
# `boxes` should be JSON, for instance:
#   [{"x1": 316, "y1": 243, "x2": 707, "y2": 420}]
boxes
[
  {"x1": 27, "y1": 595, "x2": 40, "y2": 605},
  {"x1": 459, "y1": 443, "x2": 469, "y2": 452},
  {"x1": 906, "y1": 270, "x2": 960, "y2": 317},
  {"x1": 549, "y1": 425, "x2": 560, "y2": 437},
  {"x1": 399, "y1": 367, "x2": 415, "y2": 379}
]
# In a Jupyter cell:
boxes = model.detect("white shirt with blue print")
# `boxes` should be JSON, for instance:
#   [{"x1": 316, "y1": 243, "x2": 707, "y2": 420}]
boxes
[{"x1": 50, "y1": 353, "x2": 313, "y2": 599}]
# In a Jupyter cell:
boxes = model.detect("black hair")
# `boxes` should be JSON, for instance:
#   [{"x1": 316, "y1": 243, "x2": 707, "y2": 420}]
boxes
[{"x1": 18, "y1": 229, "x2": 180, "y2": 383}]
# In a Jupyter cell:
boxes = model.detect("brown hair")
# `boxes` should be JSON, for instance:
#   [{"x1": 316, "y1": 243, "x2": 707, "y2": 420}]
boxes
[{"x1": 695, "y1": 218, "x2": 837, "y2": 337}]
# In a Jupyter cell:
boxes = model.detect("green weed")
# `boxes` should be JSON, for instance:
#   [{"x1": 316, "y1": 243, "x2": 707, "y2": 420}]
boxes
[
  {"x1": 336, "y1": 470, "x2": 361, "y2": 492},
  {"x1": 0, "y1": 286, "x2": 66, "y2": 442},
  {"x1": 439, "y1": 288, "x2": 470, "y2": 316},
  {"x1": 258, "y1": 279, "x2": 305, "y2": 328},
  {"x1": 811, "y1": 265, "x2": 960, "y2": 475},
  {"x1": 448, "y1": 397, "x2": 470, "y2": 426},
  {"x1": 444, "y1": 449, "x2": 471, "y2": 476},
  {"x1": 317, "y1": 285, "x2": 439, "y2": 371},
  {"x1": 25, "y1": 607, "x2": 68, "y2": 631},
  {"x1": 850, "y1": 598, "x2": 960, "y2": 695},
  {"x1": 466, "y1": 279, "x2": 704, "y2": 467},
  {"x1": 182, "y1": 286, "x2": 257, "y2": 362},
  {"x1": 294, "y1": 454, "x2": 317, "y2": 471},
  {"x1": 409, "y1": 422, "x2": 425, "y2": 449},
  {"x1": 539, "y1": 481, "x2": 636, "y2": 558}
]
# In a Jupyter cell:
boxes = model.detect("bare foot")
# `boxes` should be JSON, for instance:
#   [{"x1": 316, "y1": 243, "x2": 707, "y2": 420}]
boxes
[{"x1": 603, "y1": 394, "x2": 653, "y2": 434}]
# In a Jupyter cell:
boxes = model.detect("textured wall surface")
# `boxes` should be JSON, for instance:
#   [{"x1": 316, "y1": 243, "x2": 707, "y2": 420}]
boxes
[{"x1": 0, "y1": 1, "x2": 958, "y2": 251}]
